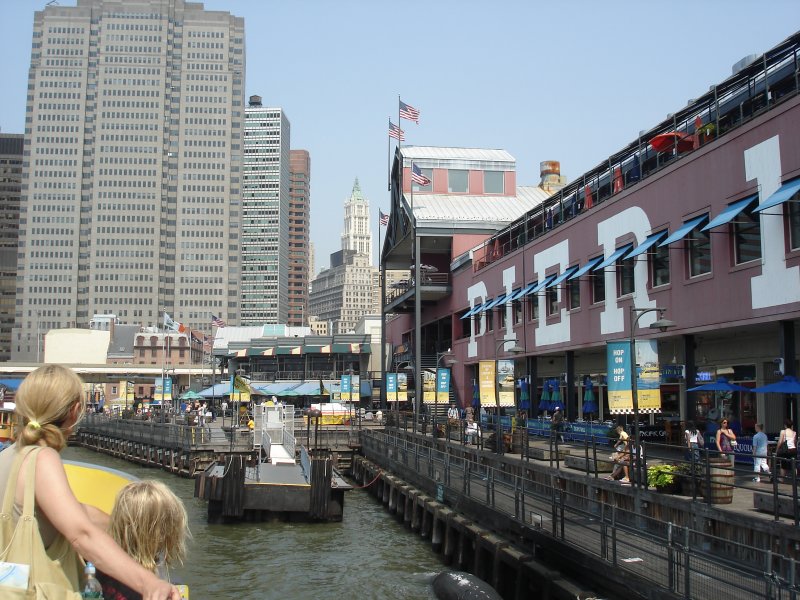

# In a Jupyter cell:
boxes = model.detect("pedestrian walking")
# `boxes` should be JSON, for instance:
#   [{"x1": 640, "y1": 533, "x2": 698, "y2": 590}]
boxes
[
  {"x1": 684, "y1": 421, "x2": 703, "y2": 462},
  {"x1": 777, "y1": 419, "x2": 797, "y2": 481},
  {"x1": 551, "y1": 405, "x2": 564, "y2": 443},
  {"x1": 715, "y1": 418, "x2": 736, "y2": 464},
  {"x1": 751, "y1": 423, "x2": 770, "y2": 483}
]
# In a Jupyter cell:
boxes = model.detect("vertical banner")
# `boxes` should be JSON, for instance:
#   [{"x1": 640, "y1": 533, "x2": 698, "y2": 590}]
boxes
[
  {"x1": 635, "y1": 339, "x2": 661, "y2": 412},
  {"x1": 386, "y1": 373, "x2": 398, "y2": 402},
  {"x1": 397, "y1": 373, "x2": 408, "y2": 401},
  {"x1": 422, "y1": 369, "x2": 436, "y2": 403},
  {"x1": 154, "y1": 377, "x2": 173, "y2": 402},
  {"x1": 606, "y1": 340, "x2": 662, "y2": 414},
  {"x1": 340, "y1": 375, "x2": 351, "y2": 402},
  {"x1": 479, "y1": 360, "x2": 496, "y2": 405},
  {"x1": 436, "y1": 368, "x2": 451, "y2": 403},
  {"x1": 351, "y1": 375, "x2": 360, "y2": 402},
  {"x1": 496, "y1": 359, "x2": 515, "y2": 406}
]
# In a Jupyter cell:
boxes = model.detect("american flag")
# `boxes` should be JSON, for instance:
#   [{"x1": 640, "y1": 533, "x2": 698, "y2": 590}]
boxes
[
  {"x1": 203, "y1": 335, "x2": 213, "y2": 352},
  {"x1": 388, "y1": 121, "x2": 405, "y2": 141},
  {"x1": 211, "y1": 314, "x2": 226, "y2": 328},
  {"x1": 399, "y1": 100, "x2": 420, "y2": 123},
  {"x1": 411, "y1": 164, "x2": 431, "y2": 186},
  {"x1": 379, "y1": 210, "x2": 389, "y2": 226}
]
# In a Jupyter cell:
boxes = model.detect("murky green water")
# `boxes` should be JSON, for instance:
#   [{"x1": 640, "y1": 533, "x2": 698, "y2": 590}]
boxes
[{"x1": 63, "y1": 447, "x2": 445, "y2": 600}]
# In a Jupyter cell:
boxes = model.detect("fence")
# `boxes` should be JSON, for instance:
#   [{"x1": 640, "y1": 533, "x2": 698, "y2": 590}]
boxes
[{"x1": 363, "y1": 429, "x2": 800, "y2": 599}]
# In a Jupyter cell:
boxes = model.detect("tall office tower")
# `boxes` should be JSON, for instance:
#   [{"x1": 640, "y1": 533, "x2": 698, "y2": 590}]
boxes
[
  {"x1": 13, "y1": 0, "x2": 245, "y2": 361},
  {"x1": 288, "y1": 149, "x2": 310, "y2": 326},
  {"x1": 340, "y1": 178, "x2": 372, "y2": 264},
  {"x1": 241, "y1": 95, "x2": 290, "y2": 325},
  {"x1": 0, "y1": 135, "x2": 24, "y2": 362}
]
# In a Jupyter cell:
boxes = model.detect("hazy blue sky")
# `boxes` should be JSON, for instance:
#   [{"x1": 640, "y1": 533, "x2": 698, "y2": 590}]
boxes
[{"x1": 1, "y1": 1, "x2": 798, "y2": 272}]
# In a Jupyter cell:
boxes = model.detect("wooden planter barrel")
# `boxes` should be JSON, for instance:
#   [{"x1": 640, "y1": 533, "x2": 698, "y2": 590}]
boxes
[{"x1": 707, "y1": 457, "x2": 734, "y2": 504}]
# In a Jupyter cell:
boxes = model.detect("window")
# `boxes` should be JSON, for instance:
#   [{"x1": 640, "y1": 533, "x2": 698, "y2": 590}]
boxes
[
  {"x1": 650, "y1": 243, "x2": 670, "y2": 287},
  {"x1": 498, "y1": 307, "x2": 506, "y2": 329},
  {"x1": 567, "y1": 278, "x2": 580, "y2": 310},
  {"x1": 484, "y1": 170, "x2": 504, "y2": 194},
  {"x1": 546, "y1": 286, "x2": 559, "y2": 316},
  {"x1": 790, "y1": 194, "x2": 800, "y2": 250},
  {"x1": 590, "y1": 258, "x2": 605, "y2": 303},
  {"x1": 527, "y1": 292, "x2": 539, "y2": 321},
  {"x1": 688, "y1": 225, "x2": 711, "y2": 276},
  {"x1": 513, "y1": 299, "x2": 522, "y2": 324},
  {"x1": 448, "y1": 169, "x2": 468, "y2": 193},
  {"x1": 618, "y1": 257, "x2": 634, "y2": 296},
  {"x1": 412, "y1": 167, "x2": 432, "y2": 192},
  {"x1": 733, "y1": 203, "x2": 761, "y2": 264},
  {"x1": 485, "y1": 309, "x2": 493, "y2": 332}
]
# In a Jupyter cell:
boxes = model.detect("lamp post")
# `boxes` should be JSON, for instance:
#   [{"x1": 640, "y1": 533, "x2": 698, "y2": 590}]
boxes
[
  {"x1": 435, "y1": 350, "x2": 457, "y2": 436},
  {"x1": 495, "y1": 340, "x2": 525, "y2": 454},
  {"x1": 629, "y1": 306, "x2": 675, "y2": 487}
]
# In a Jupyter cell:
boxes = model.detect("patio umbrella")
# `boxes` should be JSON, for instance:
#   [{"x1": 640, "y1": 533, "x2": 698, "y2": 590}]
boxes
[
  {"x1": 751, "y1": 376, "x2": 800, "y2": 394},
  {"x1": 549, "y1": 380, "x2": 562, "y2": 411},
  {"x1": 687, "y1": 377, "x2": 750, "y2": 393},
  {"x1": 650, "y1": 131, "x2": 694, "y2": 153},
  {"x1": 518, "y1": 379, "x2": 530, "y2": 411},
  {"x1": 538, "y1": 381, "x2": 551, "y2": 412},
  {"x1": 582, "y1": 379, "x2": 597, "y2": 415},
  {"x1": 471, "y1": 381, "x2": 480, "y2": 410},
  {"x1": 180, "y1": 390, "x2": 204, "y2": 401}
]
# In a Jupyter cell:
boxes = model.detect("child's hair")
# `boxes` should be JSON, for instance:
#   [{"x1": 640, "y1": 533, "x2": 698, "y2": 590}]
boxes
[
  {"x1": 14, "y1": 364, "x2": 85, "y2": 450},
  {"x1": 110, "y1": 480, "x2": 190, "y2": 572}
]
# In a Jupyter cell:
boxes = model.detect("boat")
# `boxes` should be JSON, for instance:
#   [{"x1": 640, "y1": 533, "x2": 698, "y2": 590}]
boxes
[
  {"x1": 63, "y1": 460, "x2": 138, "y2": 514},
  {"x1": 0, "y1": 402, "x2": 16, "y2": 445}
]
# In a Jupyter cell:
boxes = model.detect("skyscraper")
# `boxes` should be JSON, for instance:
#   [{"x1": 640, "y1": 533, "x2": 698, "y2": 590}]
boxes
[
  {"x1": 13, "y1": 0, "x2": 245, "y2": 360},
  {"x1": 288, "y1": 149, "x2": 310, "y2": 326},
  {"x1": 340, "y1": 178, "x2": 372, "y2": 264},
  {"x1": 241, "y1": 95, "x2": 290, "y2": 325},
  {"x1": 0, "y1": 134, "x2": 23, "y2": 362}
]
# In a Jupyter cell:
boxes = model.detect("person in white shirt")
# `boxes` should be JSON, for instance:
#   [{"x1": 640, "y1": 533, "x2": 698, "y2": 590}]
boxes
[{"x1": 447, "y1": 403, "x2": 460, "y2": 420}]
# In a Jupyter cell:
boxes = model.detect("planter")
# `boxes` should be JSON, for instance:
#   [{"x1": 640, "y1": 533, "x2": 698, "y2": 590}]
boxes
[
  {"x1": 679, "y1": 475, "x2": 703, "y2": 497},
  {"x1": 655, "y1": 481, "x2": 681, "y2": 495}
]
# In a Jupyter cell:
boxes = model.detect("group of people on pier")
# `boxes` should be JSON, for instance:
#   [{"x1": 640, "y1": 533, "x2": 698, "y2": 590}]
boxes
[{"x1": 0, "y1": 365, "x2": 190, "y2": 599}]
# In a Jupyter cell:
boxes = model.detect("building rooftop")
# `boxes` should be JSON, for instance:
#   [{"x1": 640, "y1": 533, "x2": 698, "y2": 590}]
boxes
[{"x1": 399, "y1": 146, "x2": 515, "y2": 164}]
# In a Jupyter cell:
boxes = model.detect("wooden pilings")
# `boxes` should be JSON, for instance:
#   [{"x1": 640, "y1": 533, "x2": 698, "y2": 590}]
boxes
[{"x1": 352, "y1": 456, "x2": 597, "y2": 600}]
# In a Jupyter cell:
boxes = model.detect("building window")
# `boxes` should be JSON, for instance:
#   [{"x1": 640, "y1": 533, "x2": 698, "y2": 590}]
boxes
[
  {"x1": 484, "y1": 170, "x2": 504, "y2": 194},
  {"x1": 527, "y1": 293, "x2": 539, "y2": 321},
  {"x1": 648, "y1": 234, "x2": 670, "y2": 287},
  {"x1": 688, "y1": 224, "x2": 711, "y2": 277},
  {"x1": 591, "y1": 262, "x2": 605, "y2": 304},
  {"x1": 546, "y1": 286, "x2": 559, "y2": 316},
  {"x1": 498, "y1": 307, "x2": 506, "y2": 329},
  {"x1": 485, "y1": 309, "x2": 493, "y2": 332},
  {"x1": 412, "y1": 167, "x2": 432, "y2": 192},
  {"x1": 789, "y1": 193, "x2": 800, "y2": 250},
  {"x1": 567, "y1": 278, "x2": 580, "y2": 310},
  {"x1": 618, "y1": 257, "x2": 634, "y2": 296},
  {"x1": 513, "y1": 299, "x2": 522, "y2": 324},
  {"x1": 733, "y1": 203, "x2": 761, "y2": 264},
  {"x1": 448, "y1": 169, "x2": 468, "y2": 193}
]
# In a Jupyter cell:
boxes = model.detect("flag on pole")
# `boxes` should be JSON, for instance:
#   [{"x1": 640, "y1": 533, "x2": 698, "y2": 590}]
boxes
[
  {"x1": 163, "y1": 312, "x2": 185, "y2": 333},
  {"x1": 211, "y1": 314, "x2": 226, "y2": 328},
  {"x1": 411, "y1": 164, "x2": 431, "y2": 186},
  {"x1": 379, "y1": 210, "x2": 389, "y2": 226},
  {"x1": 190, "y1": 331, "x2": 203, "y2": 346},
  {"x1": 399, "y1": 100, "x2": 420, "y2": 123},
  {"x1": 388, "y1": 121, "x2": 405, "y2": 141},
  {"x1": 203, "y1": 335, "x2": 213, "y2": 353}
]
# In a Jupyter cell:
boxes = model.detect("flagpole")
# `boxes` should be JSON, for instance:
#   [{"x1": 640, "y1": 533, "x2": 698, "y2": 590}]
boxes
[
  {"x1": 411, "y1": 160, "x2": 421, "y2": 434},
  {"x1": 397, "y1": 95, "x2": 401, "y2": 150},
  {"x1": 388, "y1": 117, "x2": 392, "y2": 192}
]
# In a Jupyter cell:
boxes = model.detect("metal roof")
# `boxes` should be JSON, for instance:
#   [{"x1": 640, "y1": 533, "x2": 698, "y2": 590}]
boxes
[
  {"x1": 399, "y1": 146, "x2": 515, "y2": 163},
  {"x1": 404, "y1": 189, "x2": 548, "y2": 230}
]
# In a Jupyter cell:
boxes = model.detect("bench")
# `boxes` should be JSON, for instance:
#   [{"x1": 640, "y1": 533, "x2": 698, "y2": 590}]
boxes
[
  {"x1": 565, "y1": 454, "x2": 614, "y2": 473},
  {"x1": 527, "y1": 444, "x2": 571, "y2": 461},
  {"x1": 753, "y1": 491, "x2": 800, "y2": 518}
]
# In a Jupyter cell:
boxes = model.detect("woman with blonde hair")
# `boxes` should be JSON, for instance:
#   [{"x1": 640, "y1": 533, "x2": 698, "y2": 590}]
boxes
[
  {"x1": 0, "y1": 364, "x2": 179, "y2": 600},
  {"x1": 99, "y1": 480, "x2": 191, "y2": 599}
]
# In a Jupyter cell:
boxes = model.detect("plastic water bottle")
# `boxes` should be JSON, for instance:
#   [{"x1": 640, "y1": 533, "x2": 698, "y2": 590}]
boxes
[{"x1": 82, "y1": 562, "x2": 104, "y2": 599}]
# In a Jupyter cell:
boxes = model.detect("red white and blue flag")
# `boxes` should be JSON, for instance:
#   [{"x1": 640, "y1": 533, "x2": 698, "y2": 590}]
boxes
[
  {"x1": 399, "y1": 100, "x2": 420, "y2": 123},
  {"x1": 211, "y1": 314, "x2": 226, "y2": 328},
  {"x1": 411, "y1": 164, "x2": 431, "y2": 186},
  {"x1": 388, "y1": 121, "x2": 405, "y2": 141},
  {"x1": 379, "y1": 210, "x2": 389, "y2": 226}
]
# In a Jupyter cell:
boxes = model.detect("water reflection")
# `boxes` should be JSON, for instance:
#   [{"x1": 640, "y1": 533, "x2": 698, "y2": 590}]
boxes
[{"x1": 63, "y1": 447, "x2": 443, "y2": 599}]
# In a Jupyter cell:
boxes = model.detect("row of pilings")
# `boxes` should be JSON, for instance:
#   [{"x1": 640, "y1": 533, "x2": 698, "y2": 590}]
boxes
[{"x1": 352, "y1": 456, "x2": 600, "y2": 600}]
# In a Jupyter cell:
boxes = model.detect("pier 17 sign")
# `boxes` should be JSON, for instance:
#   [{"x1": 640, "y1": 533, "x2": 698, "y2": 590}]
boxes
[{"x1": 606, "y1": 340, "x2": 661, "y2": 414}]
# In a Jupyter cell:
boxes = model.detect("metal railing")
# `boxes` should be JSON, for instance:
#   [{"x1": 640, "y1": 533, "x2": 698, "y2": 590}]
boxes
[{"x1": 363, "y1": 430, "x2": 800, "y2": 599}]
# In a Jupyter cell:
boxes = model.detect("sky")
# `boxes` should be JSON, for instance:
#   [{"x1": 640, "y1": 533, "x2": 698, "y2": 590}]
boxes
[{"x1": 1, "y1": 1, "x2": 799, "y2": 273}]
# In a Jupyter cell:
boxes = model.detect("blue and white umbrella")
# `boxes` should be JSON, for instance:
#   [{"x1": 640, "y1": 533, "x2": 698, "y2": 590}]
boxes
[
  {"x1": 538, "y1": 381, "x2": 551, "y2": 412},
  {"x1": 582, "y1": 378, "x2": 598, "y2": 415}
]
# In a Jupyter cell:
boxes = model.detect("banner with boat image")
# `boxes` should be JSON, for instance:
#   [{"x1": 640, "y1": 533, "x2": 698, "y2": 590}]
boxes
[{"x1": 606, "y1": 340, "x2": 661, "y2": 414}]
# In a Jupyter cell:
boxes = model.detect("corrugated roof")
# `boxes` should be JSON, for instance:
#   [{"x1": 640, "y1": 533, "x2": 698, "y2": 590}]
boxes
[
  {"x1": 405, "y1": 191, "x2": 547, "y2": 228},
  {"x1": 400, "y1": 146, "x2": 514, "y2": 163},
  {"x1": 213, "y1": 326, "x2": 268, "y2": 351},
  {"x1": 515, "y1": 185, "x2": 551, "y2": 208}
]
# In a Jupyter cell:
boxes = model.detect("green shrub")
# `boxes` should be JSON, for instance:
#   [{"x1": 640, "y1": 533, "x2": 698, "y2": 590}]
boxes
[{"x1": 647, "y1": 464, "x2": 679, "y2": 488}]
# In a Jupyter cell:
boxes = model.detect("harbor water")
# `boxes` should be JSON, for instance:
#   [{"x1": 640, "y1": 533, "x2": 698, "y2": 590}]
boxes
[{"x1": 63, "y1": 447, "x2": 445, "y2": 600}]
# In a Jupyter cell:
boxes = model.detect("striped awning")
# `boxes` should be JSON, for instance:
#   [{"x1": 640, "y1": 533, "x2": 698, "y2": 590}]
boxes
[{"x1": 608, "y1": 407, "x2": 662, "y2": 415}]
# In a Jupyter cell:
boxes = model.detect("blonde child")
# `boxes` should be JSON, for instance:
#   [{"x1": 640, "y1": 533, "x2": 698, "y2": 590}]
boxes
[{"x1": 98, "y1": 480, "x2": 190, "y2": 600}]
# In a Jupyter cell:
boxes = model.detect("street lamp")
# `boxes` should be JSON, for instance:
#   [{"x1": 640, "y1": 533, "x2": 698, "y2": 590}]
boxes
[
  {"x1": 394, "y1": 360, "x2": 412, "y2": 427},
  {"x1": 435, "y1": 350, "x2": 458, "y2": 436},
  {"x1": 629, "y1": 306, "x2": 675, "y2": 487},
  {"x1": 494, "y1": 340, "x2": 525, "y2": 454}
]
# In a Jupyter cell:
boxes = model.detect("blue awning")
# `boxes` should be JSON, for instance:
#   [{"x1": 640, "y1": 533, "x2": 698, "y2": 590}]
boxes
[
  {"x1": 625, "y1": 231, "x2": 667, "y2": 259},
  {"x1": 480, "y1": 294, "x2": 507, "y2": 312},
  {"x1": 503, "y1": 287, "x2": 522, "y2": 304},
  {"x1": 460, "y1": 303, "x2": 483, "y2": 319},
  {"x1": 505, "y1": 282, "x2": 538, "y2": 304},
  {"x1": 754, "y1": 179, "x2": 800, "y2": 214},
  {"x1": 546, "y1": 266, "x2": 579, "y2": 288},
  {"x1": 701, "y1": 195, "x2": 757, "y2": 231},
  {"x1": 524, "y1": 275, "x2": 556, "y2": 296},
  {"x1": 593, "y1": 244, "x2": 633, "y2": 271},
  {"x1": 567, "y1": 257, "x2": 603, "y2": 280},
  {"x1": 658, "y1": 215, "x2": 708, "y2": 247}
]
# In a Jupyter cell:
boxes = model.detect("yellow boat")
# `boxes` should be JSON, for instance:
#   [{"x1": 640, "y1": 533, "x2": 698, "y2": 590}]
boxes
[{"x1": 0, "y1": 404, "x2": 15, "y2": 444}]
